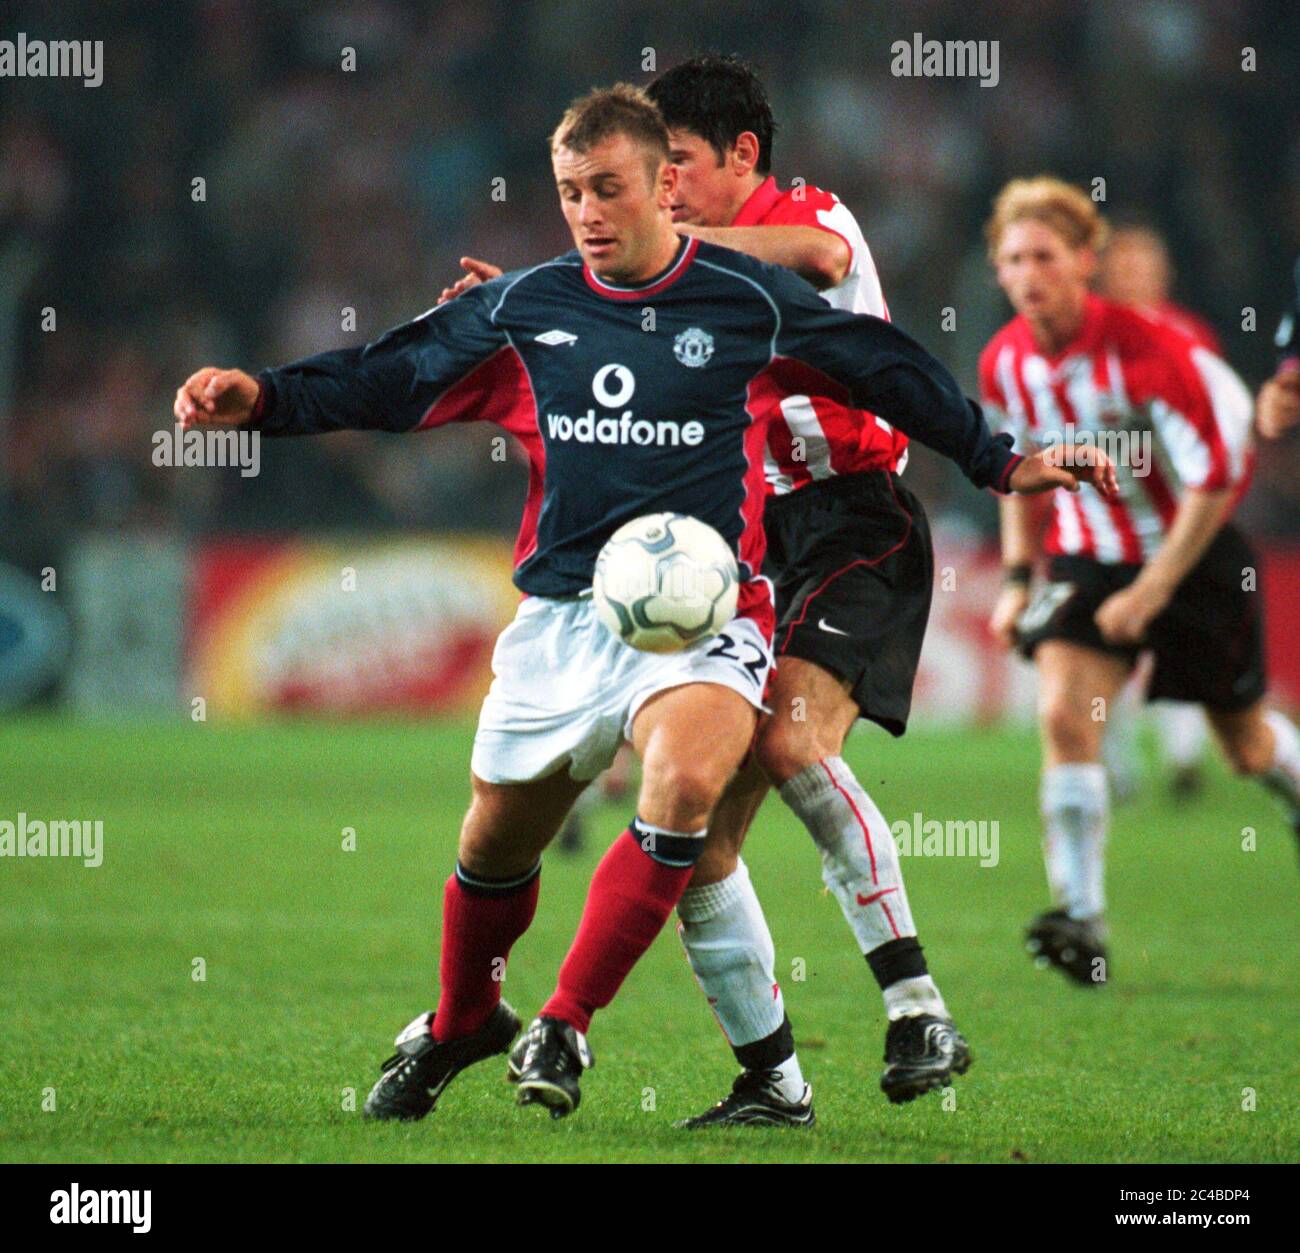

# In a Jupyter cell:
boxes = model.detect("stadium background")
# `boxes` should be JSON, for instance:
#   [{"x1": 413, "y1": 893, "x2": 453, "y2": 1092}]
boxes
[
  {"x1": 2, "y1": 0, "x2": 1298, "y2": 720},
  {"x1": 4, "y1": 0, "x2": 1300, "y2": 1170}
]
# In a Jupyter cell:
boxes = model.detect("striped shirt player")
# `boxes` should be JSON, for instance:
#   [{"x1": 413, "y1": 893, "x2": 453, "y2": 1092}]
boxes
[
  {"x1": 733, "y1": 175, "x2": 908, "y2": 493},
  {"x1": 648, "y1": 51, "x2": 1031, "y2": 1125},
  {"x1": 249, "y1": 235, "x2": 1021, "y2": 786},
  {"x1": 730, "y1": 176, "x2": 936, "y2": 736},
  {"x1": 979, "y1": 289, "x2": 1263, "y2": 709}
]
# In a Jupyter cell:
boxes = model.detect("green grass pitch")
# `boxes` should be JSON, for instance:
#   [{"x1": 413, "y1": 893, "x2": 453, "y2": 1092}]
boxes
[{"x1": 1, "y1": 715, "x2": 1296, "y2": 1163}]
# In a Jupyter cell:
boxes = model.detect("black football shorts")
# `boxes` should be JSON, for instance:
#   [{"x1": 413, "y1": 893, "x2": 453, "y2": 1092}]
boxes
[
  {"x1": 1015, "y1": 522, "x2": 1267, "y2": 711},
  {"x1": 763, "y1": 470, "x2": 934, "y2": 736}
]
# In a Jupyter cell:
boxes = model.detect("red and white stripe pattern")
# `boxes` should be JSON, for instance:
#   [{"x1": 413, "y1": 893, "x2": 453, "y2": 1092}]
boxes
[
  {"x1": 979, "y1": 294, "x2": 1254, "y2": 564},
  {"x1": 732, "y1": 177, "x2": 908, "y2": 494}
]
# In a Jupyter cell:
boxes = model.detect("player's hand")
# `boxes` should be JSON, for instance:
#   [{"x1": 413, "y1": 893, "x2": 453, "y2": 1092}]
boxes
[
  {"x1": 1094, "y1": 579, "x2": 1169, "y2": 646},
  {"x1": 174, "y1": 367, "x2": 260, "y2": 428},
  {"x1": 1255, "y1": 365, "x2": 1300, "y2": 439},
  {"x1": 1008, "y1": 444, "x2": 1118, "y2": 497},
  {"x1": 989, "y1": 585, "x2": 1030, "y2": 649},
  {"x1": 437, "y1": 256, "x2": 503, "y2": 305}
]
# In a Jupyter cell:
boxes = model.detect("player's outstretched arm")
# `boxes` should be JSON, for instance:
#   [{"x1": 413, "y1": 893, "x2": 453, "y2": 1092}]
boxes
[
  {"x1": 769, "y1": 271, "x2": 1115, "y2": 495},
  {"x1": 174, "y1": 284, "x2": 507, "y2": 438}
]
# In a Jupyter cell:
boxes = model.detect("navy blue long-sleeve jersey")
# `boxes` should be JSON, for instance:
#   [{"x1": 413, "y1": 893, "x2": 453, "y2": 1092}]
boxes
[{"x1": 251, "y1": 237, "x2": 1020, "y2": 626}]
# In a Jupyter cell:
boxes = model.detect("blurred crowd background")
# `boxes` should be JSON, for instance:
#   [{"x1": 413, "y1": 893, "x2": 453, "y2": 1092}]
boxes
[
  {"x1": 3, "y1": 0, "x2": 1299, "y2": 573},
  {"x1": 7, "y1": 0, "x2": 1300, "y2": 558}
]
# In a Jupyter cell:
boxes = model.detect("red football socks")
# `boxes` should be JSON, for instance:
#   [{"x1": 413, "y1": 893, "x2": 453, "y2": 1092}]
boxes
[
  {"x1": 432, "y1": 862, "x2": 540, "y2": 1042},
  {"x1": 541, "y1": 828, "x2": 697, "y2": 1033}
]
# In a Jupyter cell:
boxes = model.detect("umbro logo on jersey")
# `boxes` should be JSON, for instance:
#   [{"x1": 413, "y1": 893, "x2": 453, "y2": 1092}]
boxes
[{"x1": 536, "y1": 329, "x2": 578, "y2": 346}]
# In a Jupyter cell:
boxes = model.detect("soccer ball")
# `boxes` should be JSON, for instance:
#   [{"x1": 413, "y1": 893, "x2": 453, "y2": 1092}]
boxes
[{"x1": 592, "y1": 513, "x2": 739, "y2": 653}]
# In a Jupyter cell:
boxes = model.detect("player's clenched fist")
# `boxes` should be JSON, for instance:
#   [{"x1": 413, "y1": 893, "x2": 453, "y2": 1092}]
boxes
[
  {"x1": 173, "y1": 367, "x2": 260, "y2": 428},
  {"x1": 1008, "y1": 442, "x2": 1118, "y2": 497}
]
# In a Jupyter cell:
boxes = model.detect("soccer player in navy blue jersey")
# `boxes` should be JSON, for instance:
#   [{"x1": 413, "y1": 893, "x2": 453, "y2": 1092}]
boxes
[
  {"x1": 175, "y1": 84, "x2": 1114, "y2": 1122},
  {"x1": 444, "y1": 55, "x2": 975, "y2": 1124}
]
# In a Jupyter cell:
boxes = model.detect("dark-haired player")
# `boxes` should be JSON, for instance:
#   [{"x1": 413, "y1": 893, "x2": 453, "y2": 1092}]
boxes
[{"x1": 648, "y1": 53, "x2": 979, "y2": 1126}]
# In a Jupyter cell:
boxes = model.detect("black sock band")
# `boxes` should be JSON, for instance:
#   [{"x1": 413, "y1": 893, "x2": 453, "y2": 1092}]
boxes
[
  {"x1": 732, "y1": 1014, "x2": 795, "y2": 1072},
  {"x1": 630, "y1": 818, "x2": 706, "y2": 868},
  {"x1": 454, "y1": 860, "x2": 541, "y2": 897},
  {"x1": 866, "y1": 936, "x2": 928, "y2": 990}
]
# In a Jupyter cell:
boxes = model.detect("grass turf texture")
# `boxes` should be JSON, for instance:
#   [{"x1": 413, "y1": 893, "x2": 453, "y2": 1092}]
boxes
[{"x1": 2, "y1": 715, "x2": 1296, "y2": 1164}]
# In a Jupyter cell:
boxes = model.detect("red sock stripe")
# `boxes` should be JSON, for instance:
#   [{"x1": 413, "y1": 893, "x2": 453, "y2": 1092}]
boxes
[
  {"x1": 878, "y1": 896, "x2": 902, "y2": 940},
  {"x1": 819, "y1": 758, "x2": 878, "y2": 884}
]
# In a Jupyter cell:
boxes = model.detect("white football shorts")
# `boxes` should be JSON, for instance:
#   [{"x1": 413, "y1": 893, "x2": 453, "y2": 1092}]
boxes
[{"x1": 470, "y1": 595, "x2": 773, "y2": 785}]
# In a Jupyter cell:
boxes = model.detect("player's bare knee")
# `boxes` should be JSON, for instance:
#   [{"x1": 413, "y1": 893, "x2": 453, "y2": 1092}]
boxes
[
  {"x1": 457, "y1": 796, "x2": 528, "y2": 877},
  {"x1": 755, "y1": 717, "x2": 829, "y2": 786},
  {"x1": 640, "y1": 760, "x2": 724, "y2": 833},
  {"x1": 457, "y1": 816, "x2": 508, "y2": 875}
]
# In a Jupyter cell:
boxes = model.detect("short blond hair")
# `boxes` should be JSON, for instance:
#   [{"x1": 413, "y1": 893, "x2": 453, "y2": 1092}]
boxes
[
  {"x1": 985, "y1": 176, "x2": 1109, "y2": 259},
  {"x1": 550, "y1": 83, "x2": 670, "y2": 183}
]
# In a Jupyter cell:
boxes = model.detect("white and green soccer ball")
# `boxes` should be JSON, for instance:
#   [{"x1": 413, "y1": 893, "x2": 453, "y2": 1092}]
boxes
[{"x1": 592, "y1": 513, "x2": 739, "y2": 653}]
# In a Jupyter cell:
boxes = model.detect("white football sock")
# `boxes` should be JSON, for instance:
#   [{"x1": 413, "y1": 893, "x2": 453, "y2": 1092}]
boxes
[
  {"x1": 1040, "y1": 763, "x2": 1109, "y2": 920},
  {"x1": 882, "y1": 975, "x2": 949, "y2": 1022},
  {"x1": 779, "y1": 756, "x2": 918, "y2": 952},
  {"x1": 676, "y1": 860, "x2": 805, "y2": 1102},
  {"x1": 1261, "y1": 711, "x2": 1300, "y2": 821},
  {"x1": 766, "y1": 1056, "x2": 808, "y2": 1102},
  {"x1": 1156, "y1": 702, "x2": 1208, "y2": 771}
]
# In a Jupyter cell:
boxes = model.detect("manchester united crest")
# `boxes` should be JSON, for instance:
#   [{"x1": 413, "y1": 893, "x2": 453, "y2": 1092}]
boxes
[{"x1": 673, "y1": 327, "x2": 715, "y2": 368}]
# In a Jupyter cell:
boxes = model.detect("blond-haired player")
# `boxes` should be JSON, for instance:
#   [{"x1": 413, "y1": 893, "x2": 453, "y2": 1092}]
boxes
[{"x1": 981, "y1": 177, "x2": 1300, "y2": 983}]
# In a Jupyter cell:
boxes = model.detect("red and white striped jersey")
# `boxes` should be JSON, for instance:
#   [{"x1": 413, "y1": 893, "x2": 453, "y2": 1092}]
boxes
[
  {"x1": 1140, "y1": 300, "x2": 1255, "y2": 507},
  {"x1": 732, "y1": 176, "x2": 908, "y2": 494},
  {"x1": 979, "y1": 293, "x2": 1253, "y2": 565}
]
